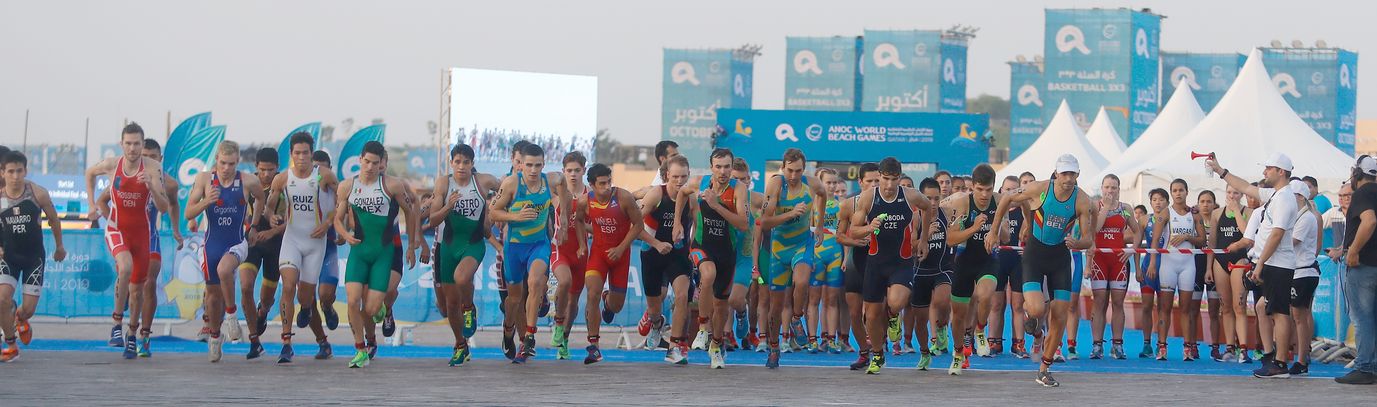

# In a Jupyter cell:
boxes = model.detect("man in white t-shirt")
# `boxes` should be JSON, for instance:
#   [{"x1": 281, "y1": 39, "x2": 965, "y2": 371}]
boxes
[
  {"x1": 637, "y1": 141, "x2": 681, "y2": 198},
  {"x1": 1205, "y1": 152, "x2": 1299, "y2": 379},
  {"x1": 1288, "y1": 179, "x2": 1321, "y2": 376}
]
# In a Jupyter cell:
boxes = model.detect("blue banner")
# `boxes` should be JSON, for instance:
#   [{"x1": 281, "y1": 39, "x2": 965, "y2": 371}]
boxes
[
  {"x1": 861, "y1": 30, "x2": 942, "y2": 112},
  {"x1": 785, "y1": 36, "x2": 860, "y2": 111},
  {"x1": 1337, "y1": 50, "x2": 1358, "y2": 154},
  {"x1": 406, "y1": 147, "x2": 442, "y2": 178},
  {"x1": 171, "y1": 125, "x2": 226, "y2": 234},
  {"x1": 1313, "y1": 256, "x2": 1348, "y2": 340},
  {"x1": 939, "y1": 38, "x2": 969, "y2": 113},
  {"x1": 1044, "y1": 9, "x2": 1160, "y2": 143},
  {"x1": 1008, "y1": 61, "x2": 1045, "y2": 160},
  {"x1": 1262, "y1": 48, "x2": 1354, "y2": 154},
  {"x1": 27, "y1": 174, "x2": 87, "y2": 216},
  {"x1": 26, "y1": 230, "x2": 652, "y2": 328},
  {"x1": 1160, "y1": 52, "x2": 1244, "y2": 113},
  {"x1": 161, "y1": 112, "x2": 213, "y2": 179},
  {"x1": 714, "y1": 108, "x2": 989, "y2": 189},
  {"x1": 336, "y1": 124, "x2": 386, "y2": 180},
  {"x1": 731, "y1": 57, "x2": 753, "y2": 111},
  {"x1": 276, "y1": 122, "x2": 321, "y2": 170},
  {"x1": 662, "y1": 49, "x2": 741, "y2": 169}
]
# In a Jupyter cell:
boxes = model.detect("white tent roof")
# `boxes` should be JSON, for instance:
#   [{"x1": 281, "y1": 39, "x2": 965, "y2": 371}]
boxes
[
  {"x1": 999, "y1": 100, "x2": 1108, "y2": 180},
  {"x1": 1094, "y1": 84, "x2": 1206, "y2": 200},
  {"x1": 1120, "y1": 48, "x2": 1353, "y2": 199},
  {"x1": 1085, "y1": 107, "x2": 1128, "y2": 162}
]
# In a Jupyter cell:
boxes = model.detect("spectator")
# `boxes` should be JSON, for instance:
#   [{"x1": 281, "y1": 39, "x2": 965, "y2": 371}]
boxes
[{"x1": 1337, "y1": 156, "x2": 1377, "y2": 385}]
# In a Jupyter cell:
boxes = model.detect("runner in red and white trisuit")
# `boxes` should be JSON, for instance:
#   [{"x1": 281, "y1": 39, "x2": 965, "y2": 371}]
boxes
[
  {"x1": 1087, "y1": 174, "x2": 1140, "y2": 360},
  {"x1": 573, "y1": 163, "x2": 642, "y2": 365}
]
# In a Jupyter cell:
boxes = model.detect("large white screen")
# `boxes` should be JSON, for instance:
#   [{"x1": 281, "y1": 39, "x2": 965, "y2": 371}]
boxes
[{"x1": 448, "y1": 68, "x2": 598, "y2": 168}]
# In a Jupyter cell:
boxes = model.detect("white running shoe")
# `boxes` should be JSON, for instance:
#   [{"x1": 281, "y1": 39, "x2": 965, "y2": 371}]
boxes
[
  {"x1": 691, "y1": 329, "x2": 710, "y2": 351},
  {"x1": 975, "y1": 331, "x2": 991, "y2": 357},
  {"x1": 949, "y1": 356, "x2": 964, "y2": 375},
  {"x1": 224, "y1": 314, "x2": 243, "y2": 344},
  {"x1": 208, "y1": 336, "x2": 223, "y2": 363},
  {"x1": 665, "y1": 346, "x2": 687, "y2": 364},
  {"x1": 709, "y1": 341, "x2": 725, "y2": 369}
]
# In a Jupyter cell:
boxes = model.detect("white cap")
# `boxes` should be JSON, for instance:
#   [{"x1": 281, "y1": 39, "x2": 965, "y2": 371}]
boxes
[
  {"x1": 1054, "y1": 154, "x2": 1080, "y2": 174},
  {"x1": 1259, "y1": 153, "x2": 1294, "y2": 172},
  {"x1": 1357, "y1": 155, "x2": 1377, "y2": 176},
  {"x1": 1289, "y1": 179, "x2": 1310, "y2": 196}
]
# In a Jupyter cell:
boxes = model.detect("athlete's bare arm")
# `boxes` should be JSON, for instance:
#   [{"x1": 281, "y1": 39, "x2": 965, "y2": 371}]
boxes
[
  {"x1": 944, "y1": 192, "x2": 981, "y2": 246},
  {"x1": 333, "y1": 178, "x2": 359, "y2": 244},
  {"x1": 33, "y1": 184, "x2": 67, "y2": 262},
  {"x1": 547, "y1": 171, "x2": 572, "y2": 246},
  {"x1": 428, "y1": 175, "x2": 454, "y2": 228},
  {"x1": 986, "y1": 181, "x2": 1048, "y2": 253},
  {"x1": 611, "y1": 188, "x2": 645, "y2": 261},
  {"x1": 184, "y1": 172, "x2": 214, "y2": 220},
  {"x1": 759, "y1": 176, "x2": 793, "y2": 230},
  {"x1": 386, "y1": 177, "x2": 421, "y2": 267},
  {"x1": 162, "y1": 174, "x2": 184, "y2": 247},
  {"x1": 848, "y1": 188, "x2": 882, "y2": 239},
  {"x1": 488, "y1": 175, "x2": 530, "y2": 223},
  {"x1": 637, "y1": 185, "x2": 665, "y2": 247},
  {"x1": 83, "y1": 157, "x2": 118, "y2": 218},
  {"x1": 1069, "y1": 189, "x2": 1097, "y2": 250},
  {"x1": 243, "y1": 173, "x2": 268, "y2": 245},
  {"x1": 670, "y1": 176, "x2": 702, "y2": 243}
]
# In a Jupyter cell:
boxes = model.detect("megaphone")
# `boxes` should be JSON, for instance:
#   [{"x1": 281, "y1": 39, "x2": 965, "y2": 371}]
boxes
[{"x1": 1190, "y1": 152, "x2": 1216, "y2": 160}]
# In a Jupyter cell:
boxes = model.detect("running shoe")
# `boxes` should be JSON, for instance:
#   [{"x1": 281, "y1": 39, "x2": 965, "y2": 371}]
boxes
[
  {"x1": 278, "y1": 343, "x2": 295, "y2": 364},
  {"x1": 0, "y1": 344, "x2": 17, "y2": 363},
  {"x1": 552, "y1": 324, "x2": 567, "y2": 348},
  {"x1": 315, "y1": 341, "x2": 333, "y2": 360},
  {"x1": 1183, "y1": 344, "x2": 1196, "y2": 362},
  {"x1": 1334, "y1": 370, "x2": 1377, "y2": 384},
  {"x1": 709, "y1": 340, "x2": 725, "y2": 369},
  {"x1": 766, "y1": 348, "x2": 781, "y2": 369},
  {"x1": 501, "y1": 329, "x2": 516, "y2": 360},
  {"x1": 348, "y1": 349, "x2": 369, "y2": 368},
  {"x1": 1036, "y1": 370, "x2": 1060, "y2": 387},
  {"x1": 750, "y1": 333, "x2": 764, "y2": 352},
  {"x1": 948, "y1": 354, "x2": 964, "y2": 376},
  {"x1": 1155, "y1": 342, "x2": 1168, "y2": 361},
  {"x1": 197, "y1": 326, "x2": 211, "y2": 343},
  {"x1": 645, "y1": 328, "x2": 665, "y2": 351},
  {"x1": 865, "y1": 353, "x2": 885, "y2": 374},
  {"x1": 449, "y1": 346, "x2": 471, "y2": 367},
  {"x1": 1249, "y1": 349, "x2": 1264, "y2": 362},
  {"x1": 557, "y1": 336, "x2": 571, "y2": 361},
  {"x1": 734, "y1": 310, "x2": 749, "y2": 344},
  {"x1": 724, "y1": 333, "x2": 738, "y2": 352},
  {"x1": 1023, "y1": 318, "x2": 1040, "y2": 340},
  {"x1": 1289, "y1": 362, "x2": 1309, "y2": 376},
  {"x1": 1254, "y1": 360, "x2": 1290, "y2": 379},
  {"x1": 372, "y1": 303, "x2": 388, "y2": 324},
  {"x1": 1211, "y1": 345, "x2": 1225, "y2": 362},
  {"x1": 367, "y1": 342, "x2": 378, "y2": 360},
  {"x1": 665, "y1": 345, "x2": 687, "y2": 365},
  {"x1": 962, "y1": 345, "x2": 971, "y2": 369},
  {"x1": 886, "y1": 316, "x2": 901, "y2": 343},
  {"x1": 1089, "y1": 342, "x2": 1104, "y2": 360},
  {"x1": 1110, "y1": 342, "x2": 1127, "y2": 360},
  {"x1": 849, "y1": 351, "x2": 870, "y2": 370},
  {"x1": 324, "y1": 306, "x2": 340, "y2": 331},
  {"x1": 975, "y1": 331, "x2": 990, "y2": 357},
  {"x1": 756, "y1": 337, "x2": 769, "y2": 353},
  {"x1": 1239, "y1": 348, "x2": 1253, "y2": 364},
  {"x1": 226, "y1": 315, "x2": 243, "y2": 343},
  {"x1": 584, "y1": 344, "x2": 603, "y2": 365},
  {"x1": 916, "y1": 350, "x2": 933, "y2": 371},
  {"x1": 637, "y1": 312, "x2": 654, "y2": 337},
  {"x1": 989, "y1": 338, "x2": 1004, "y2": 356},
  {"x1": 246, "y1": 341, "x2": 265, "y2": 360},
  {"x1": 902, "y1": 341, "x2": 916, "y2": 355},
  {"x1": 296, "y1": 306, "x2": 310, "y2": 329},
  {"x1": 208, "y1": 335, "x2": 223, "y2": 363},
  {"x1": 109, "y1": 324, "x2": 125, "y2": 347},
  {"x1": 122, "y1": 334, "x2": 137, "y2": 359},
  {"x1": 790, "y1": 316, "x2": 809, "y2": 345},
  {"x1": 255, "y1": 311, "x2": 268, "y2": 337},
  {"x1": 786, "y1": 336, "x2": 801, "y2": 353},
  {"x1": 1139, "y1": 342, "x2": 1154, "y2": 359},
  {"x1": 828, "y1": 338, "x2": 843, "y2": 354},
  {"x1": 691, "y1": 329, "x2": 710, "y2": 350},
  {"x1": 137, "y1": 337, "x2": 152, "y2": 358},
  {"x1": 521, "y1": 335, "x2": 536, "y2": 359},
  {"x1": 16, "y1": 318, "x2": 32, "y2": 345},
  {"x1": 840, "y1": 340, "x2": 854, "y2": 353},
  {"x1": 932, "y1": 326, "x2": 949, "y2": 355},
  {"x1": 382, "y1": 313, "x2": 396, "y2": 338},
  {"x1": 1053, "y1": 348, "x2": 1066, "y2": 363},
  {"x1": 1012, "y1": 339, "x2": 1030, "y2": 359},
  {"x1": 891, "y1": 341, "x2": 902, "y2": 356},
  {"x1": 512, "y1": 341, "x2": 530, "y2": 364},
  {"x1": 600, "y1": 291, "x2": 614, "y2": 324},
  {"x1": 460, "y1": 307, "x2": 477, "y2": 339},
  {"x1": 1067, "y1": 345, "x2": 1079, "y2": 361},
  {"x1": 807, "y1": 337, "x2": 820, "y2": 354}
]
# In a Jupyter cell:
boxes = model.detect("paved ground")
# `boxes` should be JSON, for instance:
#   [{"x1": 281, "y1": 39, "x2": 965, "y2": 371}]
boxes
[{"x1": 7, "y1": 321, "x2": 1374, "y2": 405}]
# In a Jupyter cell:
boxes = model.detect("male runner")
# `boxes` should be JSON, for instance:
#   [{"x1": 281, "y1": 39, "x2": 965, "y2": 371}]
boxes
[
  {"x1": 807, "y1": 168, "x2": 845, "y2": 353},
  {"x1": 185, "y1": 140, "x2": 265, "y2": 362},
  {"x1": 850, "y1": 157, "x2": 934, "y2": 374},
  {"x1": 1, "y1": 151, "x2": 67, "y2": 362},
  {"x1": 759, "y1": 148, "x2": 830, "y2": 360},
  {"x1": 634, "y1": 140, "x2": 681, "y2": 198},
  {"x1": 237, "y1": 147, "x2": 284, "y2": 358},
  {"x1": 551, "y1": 152, "x2": 588, "y2": 360},
  {"x1": 490, "y1": 142, "x2": 572, "y2": 364},
  {"x1": 726, "y1": 158, "x2": 764, "y2": 352},
  {"x1": 267, "y1": 134, "x2": 340, "y2": 362},
  {"x1": 1147, "y1": 179, "x2": 1206, "y2": 360},
  {"x1": 639, "y1": 156, "x2": 694, "y2": 364},
  {"x1": 332, "y1": 141, "x2": 421, "y2": 368},
  {"x1": 1087, "y1": 174, "x2": 1140, "y2": 360},
  {"x1": 85, "y1": 123, "x2": 173, "y2": 358},
  {"x1": 427, "y1": 143, "x2": 499, "y2": 366},
  {"x1": 986, "y1": 154, "x2": 1096, "y2": 387},
  {"x1": 310, "y1": 151, "x2": 343, "y2": 331},
  {"x1": 573, "y1": 164, "x2": 642, "y2": 364},
  {"x1": 496, "y1": 140, "x2": 531, "y2": 359},
  {"x1": 671, "y1": 149, "x2": 749, "y2": 367},
  {"x1": 910, "y1": 177, "x2": 951, "y2": 370},
  {"x1": 943, "y1": 164, "x2": 1001, "y2": 374},
  {"x1": 988, "y1": 175, "x2": 1024, "y2": 358},
  {"x1": 1003, "y1": 173, "x2": 1036, "y2": 359},
  {"x1": 840, "y1": 163, "x2": 881, "y2": 369}
]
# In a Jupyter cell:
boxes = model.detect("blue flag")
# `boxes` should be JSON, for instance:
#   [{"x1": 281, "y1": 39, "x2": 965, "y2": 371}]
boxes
[
  {"x1": 161, "y1": 112, "x2": 213, "y2": 177},
  {"x1": 336, "y1": 124, "x2": 386, "y2": 180},
  {"x1": 277, "y1": 122, "x2": 322, "y2": 170}
]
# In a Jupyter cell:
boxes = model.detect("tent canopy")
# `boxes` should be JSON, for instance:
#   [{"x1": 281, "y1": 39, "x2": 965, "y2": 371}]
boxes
[
  {"x1": 1085, "y1": 107, "x2": 1128, "y2": 162},
  {"x1": 999, "y1": 100, "x2": 1108, "y2": 181},
  {"x1": 1095, "y1": 84, "x2": 1206, "y2": 201}
]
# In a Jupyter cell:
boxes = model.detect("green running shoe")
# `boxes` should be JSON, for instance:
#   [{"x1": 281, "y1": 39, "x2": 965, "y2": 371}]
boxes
[
  {"x1": 552, "y1": 324, "x2": 567, "y2": 348},
  {"x1": 137, "y1": 337, "x2": 152, "y2": 358},
  {"x1": 373, "y1": 303, "x2": 389, "y2": 324},
  {"x1": 865, "y1": 353, "x2": 885, "y2": 374},
  {"x1": 886, "y1": 316, "x2": 901, "y2": 343},
  {"x1": 449, "y1": 347, "x2": 471, "y2": 367},
  {"x1": 348, "y1": 349, "x2": 370, "y2": 368},
  {"x1": 461, "y1": 307, "x2": 477, "y2": 338},
  {"x1": 916, "y1": 351, "x2": 933, "y2": 371},
  {"x1": 933, "y1": 326, "x2": 950, "y2": 355}
]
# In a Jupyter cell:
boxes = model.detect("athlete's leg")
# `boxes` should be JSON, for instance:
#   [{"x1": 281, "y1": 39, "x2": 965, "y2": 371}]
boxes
[
  {"x1": 1184, "y1": 293, "x2": 1202, "y2": 352},
  {"x1": 989, "y1": 288, "x2": 1007, "y2": 349},
  {"x1": 552, "y1": 262, "x2": 573, "y2": 322},
  {"x1": 0, "y1": 284, "x2": 15, "y2": 340},
  {"x1": 139, "y1": 257, "x2": 161, "y2": 337},
  {"x1": 932, "y1": 283, "x2": 952, "y2": 341},
  {"x1": 297, "y1": 281, "x2": 327, "y2": 341},
  {"x1": 113, "y1": 251, "x2": 133, "y2": 327},
  {"x1": 1110, "y1": 289, "x2": 1127, "y2": 342},
  {"x1": 790, "y1": 261, "x2": 812, "y2": 323},
  {"x1": 670, "y1": 274, "x2": 691, "y2": 345},
  {"x1": 903, "y1": 301, "x2": 918, "y2": 345},
  {"x1": 441, "y1": 282, "x2": 464, "y2": 343},
  {"x1": 698, "y1": 260, "x2": 719, "y2": 334},
  {"x1": 1011, "y1": 290, "x2": 1026, "y2": 342},
  {"x1": 523, "y1": 259, "x2": 550, "y2": 337},
  {"x1": 825, "y1": 287, "x2": 842, "y2": 342},
  {"x1": 807, "y1": 286, "x2": 823, "y2": 344},
  {"x1": 1155, "y1": 289, "x2": 1175, "y2": 347},
  {"x1": 1040, "y1": 299, "x2": 1072, "y2": 371},
  {"x1": 1214, "y1": 263, "x2": 1238, "y2": 348},
  {"x1": 345, "y1": 282, "x2": 368, "y2": 345},
  {"x1": 584, "y1": 272, "x2": 607, "y2": 342},
  {"x1": 385, "y1": 271, "x2": 401, "y2": 316},
  {"x1": 280, "y1": 266, "x2": 300, "y2": 338},
  {"x1": 973, "y1": 277, "x2": 997, "y2": 333},
  {"x1": 235, "y1": 265, "x2": 260, "y2": 339},
  {"x1": 1091, "y1": 288, "x2": 1109, "y2": 345}
]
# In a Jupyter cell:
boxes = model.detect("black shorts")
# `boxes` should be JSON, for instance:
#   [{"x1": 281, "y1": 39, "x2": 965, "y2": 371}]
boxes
[
  {"x1": 953, "y1": 254, "x2": 998, "y2": 299},
  {"x1": 392, "y1": 243, "x2": 403, "y2": 275},
  {"x1": 1022, "y1": 238, "x2": 1073, "y2": 301},
  {"x1": 1290, "y1": 275, "x2": 1319, "y2": 309},
  {"x1": 910, "y1": 269, "x2": 953, "y2": 308},
  {"x1": 641, "y1": 248, "x2": 692, "y2": 298},
  {"x1": 245, "y1": 240, "x2": 282, "y2": 283},
  {"x1": 0, "y1": 256, "x2": 44, "y2": 296},
  {"x1": 862, "y1": 257, "x2": 914, "y2": 303},
  {"x1": 689, "y1": 242, "x2": 735, "y2": 300},
  {"x1": 998, "y1": 250, "x2": 1022, "y2": 292},
  {"x1": 1193, "y1": 254, "x2": 1212, "y2": 293},
  {"x1": 844, "y1": 251, "x2": 867, "y2": 295},
  {"x1": 1260, "y1": 264, "x2": 1295, "y2": 315}
]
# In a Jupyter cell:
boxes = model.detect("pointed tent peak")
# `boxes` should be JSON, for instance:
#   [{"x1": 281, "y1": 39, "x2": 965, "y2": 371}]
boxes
[
  {"x1": 1161, "y1": 79, "x2": 1206, "y2": 119},
  {"x1": 998, "y1": 99, "x2": 1107, "y2": 180},
  {"x1": 1085, "y1": 107, "x2": 1127, "y2": 161},
  {"x1": 1044, "y1": 99, "x2": 1085, "y2": 138}
]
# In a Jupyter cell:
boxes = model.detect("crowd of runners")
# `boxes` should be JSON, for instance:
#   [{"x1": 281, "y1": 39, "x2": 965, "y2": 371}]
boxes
[{"x1": 3, "y1": 126, "x2": 1377, "y2": 387}]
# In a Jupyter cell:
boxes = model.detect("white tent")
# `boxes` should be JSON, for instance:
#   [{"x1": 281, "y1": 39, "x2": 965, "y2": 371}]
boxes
[
  {"x1": 999, "y1": 100, "x2": 1108, "y2": 181},
  {"x1": 1095, "y1": 85, "x2": 1206, "y2": 202},
  {"x1": 1085, "y1": 107, "x2": 1128, "y2": 162},
  {"x1": 1115, "y1": 48, "x2": 1354, "y2": 202}
]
